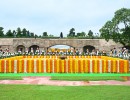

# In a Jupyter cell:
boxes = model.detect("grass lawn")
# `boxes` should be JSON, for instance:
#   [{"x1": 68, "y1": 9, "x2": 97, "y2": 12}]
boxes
[
  {"x1": 0, "y1": 73, "x2": 130, "y2": 76},
  {"x1": 0, "y1": 85, "x2": 130, "y2": 100},
  {"x1": 51, "y1": 76, "x2": 125, "y2": 81},
  {"x1": 0, "y1": 76, "x2": 22, "y2": 80}
]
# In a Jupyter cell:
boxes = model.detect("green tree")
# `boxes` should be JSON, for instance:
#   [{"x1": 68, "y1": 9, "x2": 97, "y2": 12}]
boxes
[
  {"x1": 27, "y1": 30, "x2": 30, "y2": 37},
  {"x1": 12, "y1": 30, "x2": 16, "y2": 37},
  {"x1": 22, "y1": 28, "x2": 27, "y2": 37},
  {"x1": 16, "y1": 27, "x2": 22, "y2": 37},
  {"x1": 30, "y1": 33, "x2": 35, "y2": 37},
  {"x1": 77, "y1": 32, "x2": 86, "y2": 37},
  {"x1": 60, "y1": 32, "x2": 63, "y2": 38},
  {"x1": 39, "y1": 35, "x2": 42, "y2": 38},
  {"x1": 6, "y1": 30, "x2": 14, "y2": 37},
  {"x1": 100, "y1": 21, "x2": 113, "y2": 41},
  {"x1": 34, "y1": 34, "x2": 38, "y2": 39},
  {"x1": 49, "y1": 34, "x2": 54, "y2": 37},
  {"x1": 0, "y1": 27, "x2": 4, "y2": 37},
  {"x1": 68, "y1": 28, "x2": 75, "y2": 37},
  {"x1": 100, "y1": 8, "x2": 130, "y2": 46},
  {"x1": 42, "y1": 32, "x2": 48, "y2": 37},
  {"x1": 88, "y1": 30, "x2": 93, "y2": 38}
]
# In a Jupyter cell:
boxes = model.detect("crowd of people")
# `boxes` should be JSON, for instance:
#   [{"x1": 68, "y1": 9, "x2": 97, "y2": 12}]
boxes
[
  {"x1": 0, "y1": 47, "x2": 130, "y2": 60},
  {"x1": 109, "y1": 47, "x2": 130, "y2": 59}
]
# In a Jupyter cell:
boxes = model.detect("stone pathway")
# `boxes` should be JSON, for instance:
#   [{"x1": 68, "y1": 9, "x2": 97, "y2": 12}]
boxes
[{"x1": 0, "y1": 76, "x2": 130, "y2": 86}]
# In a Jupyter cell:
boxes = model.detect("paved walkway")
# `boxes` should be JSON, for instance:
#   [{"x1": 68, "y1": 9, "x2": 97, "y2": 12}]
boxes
[{"x1": 0, "y1": 77, "x2": 130, "y2": 86}]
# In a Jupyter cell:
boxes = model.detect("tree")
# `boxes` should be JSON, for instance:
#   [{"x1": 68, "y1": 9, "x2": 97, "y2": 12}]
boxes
[
  {"x1": 81, "y1": 32, "x2": 86, "y2": 37},
  {"x1": 22, "y1": 28, "x2": 27, "y2": 37},
  {"x1": 6, "y1": 30, "x2": 14, "y2": 37},
  {"x1": 68, "y1": 28, "x2": 75, "y2": 37},
  {"x1": 0, "y1": 27, "x2": 4, "y2": 37},
  {"x1": 88, "y1": 30, "x2": 93, "y2": 38},
  {"x1": 34, "y1": 34, "x2": 38, "y2": 39},
  {"x1": 27, "y1": 30, "x2": 30, "y2": 37},
  {"x1": 16, "y1": 27, "x2": 22, "y2": 37},
  {"x1": 77, "y1": 32, "x2": 86, "y2": 37},
  {"x1": 42, "y1": 32, "x2": 48, "y2": 37},
  {"x1": 60, "y1": 32, "x2": 63, "y2": 38},
  {"x1": 12, "y1": 30, "x2": 16, "y2": 37},
  {"x1": 100, "y1": 8, "x2": 130, "y2": 46},
  {"x1": 30, "y1": 33, "x2": 35, "y2": 37},
  {"x1": 100, "y1": 21, "x2": 113, "y2": 41},
  {"x1": 39, "y1": 35, "x2": 42, "y2": 38},
  {"x1": 49, "y1": 34, "x2": 54, "y2": 37}
]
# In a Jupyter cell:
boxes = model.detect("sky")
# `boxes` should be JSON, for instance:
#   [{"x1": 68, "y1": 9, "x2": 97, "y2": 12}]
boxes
[
  {"x1": 50, "y1": 45, "x2": 71, "y2": 49},
  {"x1": 0, "y1": 0, "x2": 130, "y2": 37}
]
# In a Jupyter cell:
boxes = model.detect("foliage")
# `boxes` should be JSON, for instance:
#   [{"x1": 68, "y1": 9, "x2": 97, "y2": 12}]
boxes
[
  {"x1": 0, "y1": 27, "x2": 4, "y2": 37},
  {"x1": 77, "y1": 32, "x2": 86, "y2": 37},
  {"x1": 30, "y1": 33, "x2": 35, "y2": 38},
  {"x1": 12, "y1": 30, "x2": 16, "y2": 37},
  {"x1": 26, "y1": 30, "x2": 29, "y2": 37},
  {"x1": 0, "y1": 26, "x2": 101, "y2": 39},
  {"x1": 60, "y1": 32, "x2": 63, "y2": 38},
  {"x1": 100, "y1": 8, "x2": 130, "y2": 46},
  {"x1": 67, "y1": 28, "x2": 75, "y2": 37},
  {"x1": 41, "y1": 36, "x2": 59, "y2": 39},
  {"x1": 16, "y1": 27, "x2": 22, "y2": 37},
  {"x1": 43, "y1": 32, "x2": 48, "y2": 37},
  {"x1": 6, "y1": 30, "x2": 14, "y2": 37},
  {"x1": 22, "y1": 28, "x2": 27, "y2": 37},
  {"x1": 88, "y1": 30, "x2": 93, "y2": 38},
  {"x1": 49, "y1": 34, "x2": 54, "y2": 37},
  {"x1": 39, "y1": 35, "x2": 42, "y2": 38}
]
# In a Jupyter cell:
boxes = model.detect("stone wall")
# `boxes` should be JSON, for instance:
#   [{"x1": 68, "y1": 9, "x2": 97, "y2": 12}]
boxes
[
  {"x1": 0, "y1": 38, "x2": 123, "y2": 52},
  {"x1": 0, "y1": 38, "x2": 14, "y2": 52}
]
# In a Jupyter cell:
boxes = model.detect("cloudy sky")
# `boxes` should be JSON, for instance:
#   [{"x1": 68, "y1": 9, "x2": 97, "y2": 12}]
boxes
[{"x1": 0, "y1": 0, "x2": 130, "y2": 37}]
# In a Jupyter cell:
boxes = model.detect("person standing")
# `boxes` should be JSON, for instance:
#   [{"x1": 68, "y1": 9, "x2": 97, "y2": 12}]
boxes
[
  {"x1": 85, "y1": 49, "x2": 89, "y2": 56},
  {"x1": 30, "y1": 47, "x2": 34, "y2": 55}
]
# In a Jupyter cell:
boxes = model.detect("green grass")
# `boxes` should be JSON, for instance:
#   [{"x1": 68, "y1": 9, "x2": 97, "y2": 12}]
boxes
[
  {"x1": 0, "y1": 85, "x2": 130, "y2": 100},
  {"x1": 0, "y1": 76, "x2": 22, "y2": 80},
  {"x1": 0, "y1": 73, "x2": 130, "y2": 76},
  {"x1": 51, "y1": 76, "x2": 125, "y2": 81}
]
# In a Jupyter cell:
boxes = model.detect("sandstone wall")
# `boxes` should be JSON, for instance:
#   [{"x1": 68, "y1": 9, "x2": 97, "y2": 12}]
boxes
[{"x1": 0, "y1": 38, "x2": 124, "y2": 52}]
